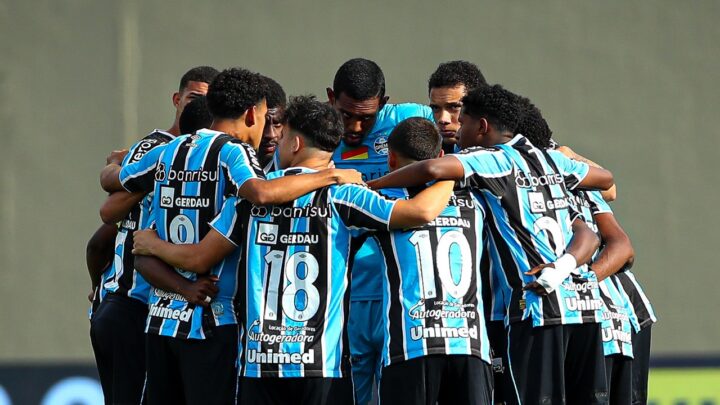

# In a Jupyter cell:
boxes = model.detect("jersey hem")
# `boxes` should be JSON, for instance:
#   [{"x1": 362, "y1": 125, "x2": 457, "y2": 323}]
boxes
[{"x1": 387, "y1": 348, "x2": 490, "y2": 366}]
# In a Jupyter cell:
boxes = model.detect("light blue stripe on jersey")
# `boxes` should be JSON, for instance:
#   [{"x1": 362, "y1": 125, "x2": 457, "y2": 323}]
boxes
[{"x1": 599, "y1": 278, "x2": 635, "y2": 357}]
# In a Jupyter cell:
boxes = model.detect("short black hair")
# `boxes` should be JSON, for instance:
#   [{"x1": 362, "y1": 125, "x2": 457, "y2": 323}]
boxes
[
  {"x1": 428, "y1": 60, "x2": 487, "y2": 93},
  {"x1": 283, "y1": 95, "x2": 344, "y2": 152},
  {"x1": 388, "y1": 117, "x2": 442, "y2": 161},
  {"x1": 179, "y1": 66, "x2": 219, "y2": 92},
  {"x1": 179, "y1": 96, "x2": 212, "y2": 134},
  {"x1": 264, "y1": 76, "x2": 287, "y2": 110},
  {"x1": 206, "y1": 68, "x2": 268, "y2": 120},
  {"x1": 333, "y1": 58, "x2": 385, "y2": 100},
  {"x1": 516, "y1": 97, "x2": 553, "y2": 149},
  {"x1": 462, "y1": 85, "x2": 524, "y2": 133}
]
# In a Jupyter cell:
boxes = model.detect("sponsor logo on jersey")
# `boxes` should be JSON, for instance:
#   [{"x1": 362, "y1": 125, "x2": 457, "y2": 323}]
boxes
[
  {"x1": 256, "y1": 222, "x2": 279, "y2": 245},
  {"x1": 246, "y1": 349, "x2": 315, "y2": 365},
  {"x1": 246, "y1": 320, "x2": 315, "y2": 344},
  {"x1": 340, "y1": 145, "x2": 369, "y2": 160},
  {"x1": 410, "y1": 324, "x2": 479, "y2": 340},
  {"x1": 148, "y1": 304, "x2": 193, "y2": 321},
  {"x1": 159, "y1": 186, "x2": 210, "y2": 209},
  {"x1": 408, "y1": 300, "x2": 477, "y2": 321},
  {"x1": 565, "y1": 297, "x2": 604, "y2": 311},
  {"x1": 602, "y1": 327, "x2": 632, "y2": 343},
  {"x1": 427, "y1": 216, "x2": 472, "y2": 229},
  {"x1": 374, "y1": 136, "x2": 388, "y2": 155},
  {"x1": 250, "y1": 203, "x2": 333, "y2": 219},
  {"x1": 155, "y1": 164, "x2": 219, "y2": 183},
  {"x1": 529, "y1": 192, "x2": 546, "y2": 213},
  {"x1": 129, "y1": 139, "x2": 158, "y2": 163},
  {"x1": 514, "y1": 171, "x2": 564, "y2": 188}
]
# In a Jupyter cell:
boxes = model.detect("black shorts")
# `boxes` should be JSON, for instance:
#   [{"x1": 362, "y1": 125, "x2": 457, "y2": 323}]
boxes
[
  {"x1": 239, "y1": 376, "x2": 354, "y2": 405},
  {"x1": 487, "y1": 320, "x2": 510, "y2": 404},
  {"x1": 631, "y1": 325, "x2": 652, "y2": 405},
  {"x1": 506, "y1": 320, "x2": 608, "y2": 405},
  {"x1": 89, "y1": 293, "x2": 148, "y2": 405},
  {"x1": 379, "y1": 354, "x2": 493, "y2": 405},
  {"x1": 605, "y1": 354, "x2": 632, "y2": 405},
  {"x1": 145, "y1": 324, "x2": 239, "y2": 405}
]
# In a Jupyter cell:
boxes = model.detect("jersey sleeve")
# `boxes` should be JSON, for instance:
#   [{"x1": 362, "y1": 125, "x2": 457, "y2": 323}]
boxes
[
  {"x1": 333, "y1": 184, "x2": 397, "y2": 233},
  {"x1": 585, "y1": 190, "x2": 613, "y2": 215},
  {"x1": 450, "y1": 148, "x2": 511, "y2": 196},
  {"x1": 209, "y1": 196, "x2": 243, "y2": 247},
  {"x1": 221, "y1": 142, "x2": 265, "y2": 196},
  {"x1": 119, "y1": 144, "x2": 165, "y2": 193},
  {"x1": 547, "y1": 150, "x2": 590, "y2": 190}
]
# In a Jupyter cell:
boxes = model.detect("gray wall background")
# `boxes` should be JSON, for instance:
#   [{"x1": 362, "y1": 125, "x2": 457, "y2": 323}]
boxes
[{"x1": 0, "y1": 0, "x2": 717, "y2": 361}]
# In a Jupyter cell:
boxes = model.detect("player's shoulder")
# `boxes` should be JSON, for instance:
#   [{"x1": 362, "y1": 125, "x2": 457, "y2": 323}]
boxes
[{"x1": 380, "y1": 103, "x2": 432, "y2": 123}]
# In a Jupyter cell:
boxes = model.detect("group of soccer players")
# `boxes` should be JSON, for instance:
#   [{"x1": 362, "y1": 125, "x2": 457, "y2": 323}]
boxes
[{"x1": 86, "y1": 59, "x2": 656, "y2": 405}]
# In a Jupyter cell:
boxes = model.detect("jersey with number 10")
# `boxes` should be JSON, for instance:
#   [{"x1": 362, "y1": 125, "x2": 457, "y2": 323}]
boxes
[
  {"x1": 453, "y1": 135, "x2": 604, "y2": 327},
  {"x1": 223, "y1": 167, "x2": 397, "y2": 378},
  {"x1": 119, "y1": 128, "x2": 264, "y2": 339},
  {"x1": 374, "y1": 186, "x2": 491, "y2": 366}
]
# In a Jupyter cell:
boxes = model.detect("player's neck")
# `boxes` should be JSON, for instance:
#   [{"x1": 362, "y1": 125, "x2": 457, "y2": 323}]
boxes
[
  {"x1": 289, "y1": 151, "x2": 333, "y2": 171},
  {"x1": 210, "y1": 119, "x2": 252, "y2": 144},
  {"x1": 166, "y1": 122, "x2": 181, "y2": 136}
]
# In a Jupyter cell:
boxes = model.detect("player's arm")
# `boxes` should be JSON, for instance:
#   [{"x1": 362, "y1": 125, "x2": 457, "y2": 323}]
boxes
[
  {"x1": 524, "y1": 218, "x2": 600, "y2": 295},
  {"x1": 134, "y1": 255, "x2": 218, "y2": 307},
  {"x1": 388, "y1": 181, "x2": 456, "y2": 228},
  {"x1": 132, "y1": 229, "x2": 236, "y2": 275},
  {"x1": 589, "y1": 213, "x2": 634, "y2": 281},
  {"x1": 99, "y1": 191, "x2": 145, "y2": 224},
  {"x1": 238, "y1": 168, "x2": 363, "y2": 206},
  {"x1": 367, "y1": 156, "x2": 465, "y2": 190},
  {"x1": 557, "y1": 145, "x2": 616, "y2": 201},
  {"x1": 85, "y1": 224, "x2": 117, "y2": 299},
  {"x1": 99, "y1": 150, "x2": 128, "y2": 192}
]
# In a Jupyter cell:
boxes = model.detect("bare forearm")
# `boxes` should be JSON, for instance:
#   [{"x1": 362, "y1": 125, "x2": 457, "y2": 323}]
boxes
[
  {"x1": 591, "y1": 239, "x2": 634, "y2": 281},
  {"x1": 100, "y1": 191, "x2": 145, "y2": 224},
  {"x1": 100, "y1": 164, "x2": 123, "y2": 192},
  {"x1": 368, "y1": 160, "x2": 437, "y2": 190},
  {"x1": 143, "y1": 238, "x2": 210, "y2": 274},
  {"x1": 241, "y1": 170, "x2": 341, "y2": 206},
  {"x1": 390, "y1": 181, "x2": 454, "y2": 228},
  {"x1": 565, "y1": 222, "x2": 600, "y2": 266},
  {"x1": 134, "y1": 255, "x2": 192, "y2": 295},
  {"x1": 86, "y1": 224, "x2": 117, "y2": 288}
]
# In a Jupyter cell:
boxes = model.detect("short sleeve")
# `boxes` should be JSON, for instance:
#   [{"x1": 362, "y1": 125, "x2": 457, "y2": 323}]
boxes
[
  {"x1": 221, "y1": 142, "x2": 265, "y2": 196},
  {"x1": 585, "y1": 190, "x2": 613, "y2": 215},
  {"x1": 141, "y1": 206, "x2": 157, "y2": 231},
  {"x1": 450, "y1": 148, "x2": 511, "y2": 195},
  {"x1": 547, "y1": 150, "x2": 590, "y2": 190},
  {"x1": 333, "y1": 184, "x2": 397, "y2": 233},
  {"x1": 209, "y1": 196, "x2": 243, "y2": 246},
  {"x1": 119, "y1": 145, "x2": 166, "y2": 193}
]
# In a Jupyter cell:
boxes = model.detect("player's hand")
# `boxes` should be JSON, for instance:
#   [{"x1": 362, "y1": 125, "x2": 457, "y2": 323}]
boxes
[
  {"x1": 327, "y1": 160, "x2": 336, "y2": 169},
  {"x1": 106, "y1": 149, "x2": 129, "y2": 165},
  {"x1": 132, "y1": 229, "x2": 159, "y2": 256},
  {"x1": 88, "y1": 286, "x2": 97, "y2": 303},
  {"x1": 332, "y1": 168, "x2": 364, "y2": 185},
  {"x1": 180, "y1": 276, "x2": 219, "y2": 308},
  {"x1": 523, "y1": 281, "x2": 549, "y2": 296},
  {"x1": 523, "y1": 263, "x2": 554, "y2": 295}
]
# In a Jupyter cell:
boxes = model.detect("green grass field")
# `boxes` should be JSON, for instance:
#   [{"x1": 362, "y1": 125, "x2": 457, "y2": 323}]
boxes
[{"x1": 649, "y1": 369, "x2": 720, "y2": 404}]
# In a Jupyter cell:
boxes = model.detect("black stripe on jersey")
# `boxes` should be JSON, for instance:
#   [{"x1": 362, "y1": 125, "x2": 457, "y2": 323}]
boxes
[
  {"x1": 196, "y1": 134, "x2": 233, "y2": 244},
  {"x1": 480, "y1": 228, "x2": 492, "y2": 322},
  {"x1": 334, "y1": 186, "x2": 390, "y2": 231},
  {"x1": 373, "y1": 232, "x2": 408, "y2": 362},
  {"x1": 612, "y1": 271, "x2": 653, "y2": 328}
]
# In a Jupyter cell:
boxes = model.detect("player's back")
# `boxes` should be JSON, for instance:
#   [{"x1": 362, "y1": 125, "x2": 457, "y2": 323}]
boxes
[
  {"x1": 374, "y1": 186, "x2": 491, "y2": 366},
  {"x1": 454, "y1": 135, "x2": 601, "y2": 326},
  {"x1": 235, "y1": 167, "x2": 396, "y2": 378}
]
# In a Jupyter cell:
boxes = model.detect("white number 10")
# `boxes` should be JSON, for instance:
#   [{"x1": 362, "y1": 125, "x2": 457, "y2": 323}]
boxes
[{"x1": 409, "y1": 230, "x2": 473, "y2": 300}]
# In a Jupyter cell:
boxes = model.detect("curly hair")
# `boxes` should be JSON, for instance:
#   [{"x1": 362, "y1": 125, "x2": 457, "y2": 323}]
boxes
[
  {"x1": 428, "y1": 60, "x2": 487, "y2": 93},
  {"x1": 515, "y1": 96, "x2": 553, "y2": 149},
  {"x1": 388, "y1": 117, "x2": 442, "y2": 161},
  {"x1": 333, "y1": 58, "x2": 385, "y2": 100},
  {"x1": 462, "y1": 85, "x2": 524, "y2": 133},
  {"x1": 206, "y1": 68, "x2": 268, "y2": 120},
  {"x1": 179, "y1": 96, "x2": 212, "y2": 134},
  {"x1": 264, "y1": 76, "x2": 287, "y2": 110},
  {"x1": 283, "y1": 95, "x2": 344, "y2": 152},
  {"x1": 178, "y1": 66, "x2": 219, "y2": 92}
]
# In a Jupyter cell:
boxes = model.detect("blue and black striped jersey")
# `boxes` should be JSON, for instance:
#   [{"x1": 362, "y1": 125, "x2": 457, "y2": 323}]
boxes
[
  {"x1": 332, "y1": 103, "x2": 434, "y2": 301},
  {"x1": 119, "y1": 128, "x2": 264, "y2": 339},
  {"x1": 573, "y1": 190, "x2": 638, "y2": 357},
  {"x1": 453, "y1": 135, "x2": 604, "y2": 327},
  {"x1": 223, "y1": 167, "x2": 397, "y2": 378},
  {"x1": 100, "y1": 130, "x2": 175, "y2": 305},
  {"x1": 374, "y1": 186, "x2": 491, "y2": 366}
]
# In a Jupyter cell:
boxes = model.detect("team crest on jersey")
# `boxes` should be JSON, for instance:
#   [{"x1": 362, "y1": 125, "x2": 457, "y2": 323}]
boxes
[{"x1": 374, "y1": 136, "x2": 388, "y2": 155}]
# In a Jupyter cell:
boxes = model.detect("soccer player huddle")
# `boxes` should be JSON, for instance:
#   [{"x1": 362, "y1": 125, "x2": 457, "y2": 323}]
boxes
[{"x1": 86, "y1": 59, "x2": 656, "y2": 405}]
